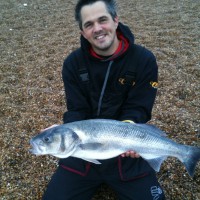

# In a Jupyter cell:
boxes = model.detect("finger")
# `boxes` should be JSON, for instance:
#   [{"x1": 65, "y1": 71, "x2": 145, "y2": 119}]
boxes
[
  {"x1": 121, "y1": 153, "x2": 125, "y2": 157},
  {"x1": 132, "y1": 152, "x2": 140, "y2": 158},
  {"x1": 135, "y1": 153, "x2": 140, "y2": 158},
  {"x1": 128, "y1": 151, "x2": 140, "y2": 158},
  {"x1": 125, "y1": 151, "x2": 131, "y2": 157}
]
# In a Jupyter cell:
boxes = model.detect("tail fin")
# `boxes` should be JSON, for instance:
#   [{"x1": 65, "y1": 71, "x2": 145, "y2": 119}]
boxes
[{"x1": 180, "y1": 146, "x2": 200, "y2": 177}]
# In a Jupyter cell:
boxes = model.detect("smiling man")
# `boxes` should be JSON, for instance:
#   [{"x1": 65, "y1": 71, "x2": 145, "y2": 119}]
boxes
[
  {"x1": 42, "y1": 0, "x2": 165, "y2": 199},
  {"x1": 80, "y1": 1, "x2": 119, "y2": 55}
]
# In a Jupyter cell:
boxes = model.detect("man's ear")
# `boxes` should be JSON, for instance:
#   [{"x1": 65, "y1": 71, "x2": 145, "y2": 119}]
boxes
[
  {"x1": 114, "y1": 16, "x2": 119, "y2": 28},
  {"x1": 80, "y1": 30, "x2": 87, "y2": 39}
]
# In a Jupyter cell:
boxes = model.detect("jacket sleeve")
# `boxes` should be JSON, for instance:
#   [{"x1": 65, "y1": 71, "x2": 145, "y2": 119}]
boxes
[
  {"x1": 118, "y1": 50, "x2": 158, "y2": 123},
  {"x1": 62, "y1": 53, "x2": 91, "y2": 123}
]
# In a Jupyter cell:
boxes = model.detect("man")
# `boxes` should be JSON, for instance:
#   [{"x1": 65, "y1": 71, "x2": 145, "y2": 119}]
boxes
[{"x1": 43, "y1": 0, "x2": 165, "y2": 199}]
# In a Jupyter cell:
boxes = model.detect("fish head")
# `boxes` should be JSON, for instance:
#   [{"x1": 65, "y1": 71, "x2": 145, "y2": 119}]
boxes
[{"x1": 29, "y1": 125, "x2": 80, "y2": 158}]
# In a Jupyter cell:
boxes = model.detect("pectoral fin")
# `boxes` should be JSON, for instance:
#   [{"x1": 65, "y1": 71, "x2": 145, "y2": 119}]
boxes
[
  {"x1": 79, "y1": 142, "x2": 104, "y2": 150},
  {"x1": 82, "y1": 158, "x2": 101, "y2": 164}
]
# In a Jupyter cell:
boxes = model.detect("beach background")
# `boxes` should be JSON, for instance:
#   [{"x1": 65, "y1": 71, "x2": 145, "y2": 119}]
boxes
[{"x1": 1, "y1": 0, "x2": 199, "y2": 199}]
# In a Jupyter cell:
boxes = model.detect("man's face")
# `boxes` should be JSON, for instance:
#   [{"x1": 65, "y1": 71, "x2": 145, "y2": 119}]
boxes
[{"x1": 80, "y1": 1, "x2": 119, "y2": 56}]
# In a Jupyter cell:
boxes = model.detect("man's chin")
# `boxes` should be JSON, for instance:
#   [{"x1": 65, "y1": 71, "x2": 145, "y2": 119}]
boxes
[{"x1": 93, "y1": 43, "x2": 113, "y2": 53}]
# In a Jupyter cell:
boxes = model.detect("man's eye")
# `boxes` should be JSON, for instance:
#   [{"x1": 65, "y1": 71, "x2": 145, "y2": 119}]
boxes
[
  {"x1": 85, "y1": 23, "x2": 92, "y2": 28},
  {"x1": 100, "y1": 18, "x2": 107, "y2": 23}
]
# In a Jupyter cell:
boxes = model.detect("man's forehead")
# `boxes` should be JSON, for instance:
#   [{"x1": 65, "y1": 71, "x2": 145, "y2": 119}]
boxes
[{"x1": 81, "y1": 1, "x2": 110, "y2": 23}]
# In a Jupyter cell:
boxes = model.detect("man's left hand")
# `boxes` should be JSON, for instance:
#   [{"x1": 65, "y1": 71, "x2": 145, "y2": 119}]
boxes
[{"x1": 121, "y1": 151, "x2": 140, "y2": 158}]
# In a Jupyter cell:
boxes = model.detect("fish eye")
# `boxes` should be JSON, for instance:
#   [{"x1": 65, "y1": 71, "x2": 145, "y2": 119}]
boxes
[{"x1": 43, "y1": 136, "x2": 51, "y2": 143}]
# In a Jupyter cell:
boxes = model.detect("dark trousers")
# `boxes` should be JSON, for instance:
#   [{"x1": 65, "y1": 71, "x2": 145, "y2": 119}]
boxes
[{"x1": 43, "y1": 157, "x2": 165, "y2": 200}]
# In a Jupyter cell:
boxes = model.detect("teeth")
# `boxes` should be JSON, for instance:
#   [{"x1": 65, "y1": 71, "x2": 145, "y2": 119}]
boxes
[{"x1": 96, "y1": 35, "x2": 105, "y2": 39}]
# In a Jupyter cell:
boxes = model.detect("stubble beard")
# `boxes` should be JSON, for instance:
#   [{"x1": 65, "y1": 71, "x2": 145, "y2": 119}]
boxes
[{"x1": 93, "y1": 35, "x2": 117, "y2": 55}]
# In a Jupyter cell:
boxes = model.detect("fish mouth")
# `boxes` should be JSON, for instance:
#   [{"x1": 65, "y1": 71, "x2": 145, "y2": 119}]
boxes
[
  {"x1": 29, "y1": 148, "x2": 40, "y2": 155},
  {"x1": 29, "y1": 139, "x2": 45, "y2": 155}
]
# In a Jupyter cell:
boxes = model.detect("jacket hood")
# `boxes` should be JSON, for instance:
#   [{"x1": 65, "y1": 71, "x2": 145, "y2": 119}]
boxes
[{"x1": 80, "y1": 22, "x2": 135, "y2": 58}]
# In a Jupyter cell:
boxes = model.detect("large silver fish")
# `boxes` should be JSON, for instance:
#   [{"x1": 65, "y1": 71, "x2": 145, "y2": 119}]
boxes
[{"x1": 30, "y1": 119, "x2": 200, "y2": 177}]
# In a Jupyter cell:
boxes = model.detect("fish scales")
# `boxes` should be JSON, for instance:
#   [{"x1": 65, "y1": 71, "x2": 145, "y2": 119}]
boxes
[
  {"x1": 30, "y1": 119, "x2": 200, "y2": 177},
  {"x1": 70, "y1": 120, "x2": 174, "y2": 156}
]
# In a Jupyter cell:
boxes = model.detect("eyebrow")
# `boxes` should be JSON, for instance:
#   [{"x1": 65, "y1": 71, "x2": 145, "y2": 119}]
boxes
[{"x1": 99, "y1": 16, "x2": 109, "y2": 21}]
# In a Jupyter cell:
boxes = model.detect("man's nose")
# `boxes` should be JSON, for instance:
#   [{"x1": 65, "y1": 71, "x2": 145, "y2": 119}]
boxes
[{"x1": 93, "y1": 22, "x2": 102, "y2": 33}]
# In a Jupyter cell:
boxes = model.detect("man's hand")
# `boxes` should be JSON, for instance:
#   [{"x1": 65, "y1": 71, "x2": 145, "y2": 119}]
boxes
[{"x1": 121, "y1": 150, "x2": 140, "y2": 158}]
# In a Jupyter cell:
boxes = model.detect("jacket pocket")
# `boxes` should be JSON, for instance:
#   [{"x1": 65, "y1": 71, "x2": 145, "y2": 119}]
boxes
[
  {"x1": 59, "y1": 157, "x2": 91, "y2": 177},
  {"x1": 118, "y1": 156, "x2": 153, "y2": 181}
]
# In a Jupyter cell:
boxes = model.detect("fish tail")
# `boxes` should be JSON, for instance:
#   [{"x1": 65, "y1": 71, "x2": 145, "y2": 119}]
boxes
[{"x1": 180, "y1": 146, "x2": 200, "y2": 177}]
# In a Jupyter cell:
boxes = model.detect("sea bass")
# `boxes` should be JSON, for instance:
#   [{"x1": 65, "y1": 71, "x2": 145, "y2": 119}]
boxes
[{"x1": 30, "y1": 119, "x2": 200, "y2": 177}]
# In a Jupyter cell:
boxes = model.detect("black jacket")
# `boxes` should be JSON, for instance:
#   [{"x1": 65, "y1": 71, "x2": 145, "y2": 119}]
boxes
[{"x1": 62, "y1": 22, "x2": 158, "y2": 123}]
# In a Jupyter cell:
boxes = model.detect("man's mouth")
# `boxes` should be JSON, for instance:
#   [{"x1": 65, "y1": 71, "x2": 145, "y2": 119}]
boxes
[{"x1": 95, "y1": 34, "x2": 106, "y2": 40}]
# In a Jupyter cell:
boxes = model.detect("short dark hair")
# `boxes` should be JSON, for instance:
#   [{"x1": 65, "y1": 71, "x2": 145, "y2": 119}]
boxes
[{"x1": 75, "y1": 0, "x2": 117, "y2": 30}]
